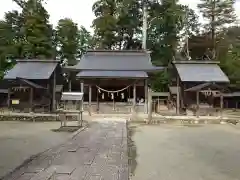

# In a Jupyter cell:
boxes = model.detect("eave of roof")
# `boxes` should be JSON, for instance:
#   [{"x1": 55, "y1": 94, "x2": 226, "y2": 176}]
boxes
[
  {"x1": 64, "y1": 66, "x2": 164, "y2": 72},
  {"x1": 172, "y1": 60, "x2": 220, "y2": 64},
  {"x1": 174, "y1": 63, "x2": 229, "y2": 83},
  {"x1": 76, "y1": 70, "x2": 149, "y2": 79}
]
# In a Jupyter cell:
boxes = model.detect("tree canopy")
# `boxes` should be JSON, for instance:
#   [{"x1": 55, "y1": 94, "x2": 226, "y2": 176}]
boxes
[{"x1": 0, "y1": 0, "x2": 239, "y2": 89}]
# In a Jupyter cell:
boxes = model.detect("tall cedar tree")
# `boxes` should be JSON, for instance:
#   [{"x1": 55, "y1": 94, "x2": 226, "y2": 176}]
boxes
[
  {"x1": 197, "y1": 0, "x2": 236, "y2": 60},
  {"x1": 92, "y1": 0, "x2": 118, "y2": 49},
  {"x1": 21, "y1": 0, "x2": 54, "y2": 59},
  {"x1": 56, "y1": 18, "x2": 79, "y2": 65},
  {"x1": 0, "y1": 21, "x2": 15, "y2": 78},
  {"x1": 77, "y1": 26, "x2": 93, "y2": 58}
]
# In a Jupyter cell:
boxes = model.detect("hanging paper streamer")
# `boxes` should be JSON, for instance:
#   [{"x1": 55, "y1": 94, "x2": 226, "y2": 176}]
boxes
[
  {"x1": 102, "y1": 93, "x2": 104, "y2": 99},
  {"x1": 98, "y1": 88, "x2": 101, "y2": 93},
  {"x1": 111, "y1": 93, "x2": 114, "y2": 100},
  {"x1": 121, "y1": 93, "x2": 124, "y2": 99},
  {"x1": 96, "y1": 82, "x2": 136, "y2": 94}
]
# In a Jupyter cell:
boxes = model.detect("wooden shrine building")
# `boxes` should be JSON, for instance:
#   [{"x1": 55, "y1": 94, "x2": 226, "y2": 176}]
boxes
[
  {"x1": 171, "y1": 60, "x2": 230, "y2": 114},
  {"x1": 65, "y1": 50, "x2": 163, "y2": 114},
  {"x1": 3, "y1": 60, "x2": 63, "y2": 112}
]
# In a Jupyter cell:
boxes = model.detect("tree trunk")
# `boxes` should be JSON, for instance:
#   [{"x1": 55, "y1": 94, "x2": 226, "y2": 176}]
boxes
[{"x1": 211, "y1": 0, "x2": 216, "y2": 60}]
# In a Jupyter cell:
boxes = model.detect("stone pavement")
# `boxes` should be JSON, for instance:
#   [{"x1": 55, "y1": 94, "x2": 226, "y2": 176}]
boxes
[{"x1": 2, "y1": 119, "x2": 128, "y2": 180}]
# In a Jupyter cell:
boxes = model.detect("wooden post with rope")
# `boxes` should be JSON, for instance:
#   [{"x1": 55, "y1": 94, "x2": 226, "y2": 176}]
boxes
[{"x1": 95, "y1": 81, "x2": 138, "y2": 113}]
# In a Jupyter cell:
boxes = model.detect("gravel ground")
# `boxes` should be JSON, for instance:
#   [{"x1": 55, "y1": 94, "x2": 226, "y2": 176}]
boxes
[
  {"x1": 130, "y1": 123, "x2": 240, "y2": 180},
  {"x1": 0, "y1": 121, "x2": 73, "y2": 178}
]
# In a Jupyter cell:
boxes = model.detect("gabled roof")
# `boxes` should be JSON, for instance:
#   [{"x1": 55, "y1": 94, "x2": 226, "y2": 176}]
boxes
[
  {"x1": 4, "y1": 60, "x2": 59, "y2": 80},
  {"x1": 173, "y1": 61, "x2": 229, "y2": 83},
  {"x1": 76, "y1": 70, "x2": 148, "y2": 79},
  {"x1": 68, "y1": 50, "x2": 163, "y2": 71}
]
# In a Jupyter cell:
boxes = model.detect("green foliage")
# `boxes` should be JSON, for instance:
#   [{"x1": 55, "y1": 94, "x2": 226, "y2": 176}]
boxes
[
  {"x1": 221, "y1": 46, "x2": 240, "y2": 87},
  {"x1": 92, "y1": 0, "x2": 118, "y2": 49},
  {"x1": 77, "y1": 26, "x2": 93, "y2": 58},
  {"x1": 197, "y1": 0, "x2": 236, "y2": 59},
  {"x1": 198, "y1": 0, "x2": 236, "y2": 28},
  {"x1": 218, "y1": 26, "x2": 240, "y2": 87},
  {"x1": 56, "y1": 20, "x2": 93, "y2": 65},
  {"x1": 0, "y1": 0, "x2": 93, "y2": 79},
  {"x1": 181, "y1": 6, "x2": 200, "y2": 36},
  {"x1": 0, "y1": 0, "x2": 239, "y2": 90},
  {"x1": 115, "y1": 0, "x2": 142, "y2": 49},
  {"x1": 147, "y1": 0, "x2": 187, "y2": 90},
  {"x1": 21, "y1": 0, "x2": 54, "y2": 59},
  {"x1": 56, "y1": 18, "x2": 79, "y2": 65},
  {"x1": 0, "y1": 21, "x2": 16, "y2": 78}
]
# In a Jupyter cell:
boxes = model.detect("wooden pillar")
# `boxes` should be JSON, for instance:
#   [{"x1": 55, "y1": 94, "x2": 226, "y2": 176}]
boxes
[
  {"x1": 148, "y1": 87, "x2": 152, "y2": 123},
  {"x1": 7, "y1": 88, "x2": 11, "y2": 108},
  {"x1": 29, "y1": 87, "x2": 33, "y2": 112},
  {"x1": 176, "y1": 76, "x2": 180, "y2": 114},
  {"x1": 220, "y1": 93, "x2": 223, "y2": 116},
  {"x1": 68, "y1": 79, "x2": 72, "y2": 92},
  {"x1": 144, "y1": 79, "x2": 148, "y2": 114},
  {"x1": 196, "y1": 91, "x2": 199, "y2": 117},
  {"x1": 47, "y1": 83, "x2": 51, "y2": 112},
  {"x1": 167, "y1": 94, "x2": 170, "y2": 109},
  {"x1": 89, "y1": 85, "x2": 92, "y2": 115},
  {"x1": 96, "y1": 88, "x2": 99, "y2": 113},
  {"x1": 80, "y1": 81, "x2": 84, "y2": 111},
  {"x1": 133, "y1": 83, "x2": 136, "y2": 112},
  {"x1": 113, "y1": 94, "x2": 116, "y2": 111},
  {"x1": 52, "y1": 71, "x2": 56, "y2": 112}
]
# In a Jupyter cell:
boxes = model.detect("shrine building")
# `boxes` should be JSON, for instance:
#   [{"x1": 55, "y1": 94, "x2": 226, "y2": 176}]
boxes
[{"x1": 65, "y1": 50, "x2": 164, "y2": 114}]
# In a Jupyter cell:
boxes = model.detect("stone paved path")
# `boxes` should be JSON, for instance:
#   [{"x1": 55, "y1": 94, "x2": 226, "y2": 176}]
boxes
[{"x1": 3, "y1": 119, "x2": 128, "y2": 180}]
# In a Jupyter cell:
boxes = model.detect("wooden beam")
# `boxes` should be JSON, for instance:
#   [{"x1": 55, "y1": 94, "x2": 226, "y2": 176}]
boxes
[
  {"x1": 29, "y1": 87, "x2": 33, "y2": 112},
  {"x1": 133, "y1": 83, "x2": 136, "y2": 113},
  {"x1": 148, "y1": 88, "x2": 152, "y2": 123},
  {"x1": 220, "y1": 93, "x2": 223, "y2": 117},
  {"x1": 96, "y1": 88, "x2": 99, "y2": 113},
  {"x1": 52, "y1": 71, "x2": 56, "y2": 112},
  {"x1": 68, "y1": 79, "x2": 72, "y2": 92},
  {"x1": 80, "y1": 81, "x2": 84, "y2": 111},
  {"x1": 196, "y1": 91, "x2": 199, "y2": 117},
  {"x1": 89, "y1": 85, "x2": 92, "y2": 115},
  {"x1": 113, "y1": 96, "x2": 116, "y2": 111},
  {"x1": 7, "y1": 88, "x2": 11, "y2": 108},
  {"x1": 176, "y1": 76, "x2": 180, "y2": 114},
  {"x1": 144, "y1": 79, "x2": 148, "y2": 114}
]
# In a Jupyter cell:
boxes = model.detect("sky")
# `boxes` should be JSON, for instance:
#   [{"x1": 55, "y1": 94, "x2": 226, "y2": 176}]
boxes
[{"x1": 0, "y1": 0, "x2": 239, "y2": 32}]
